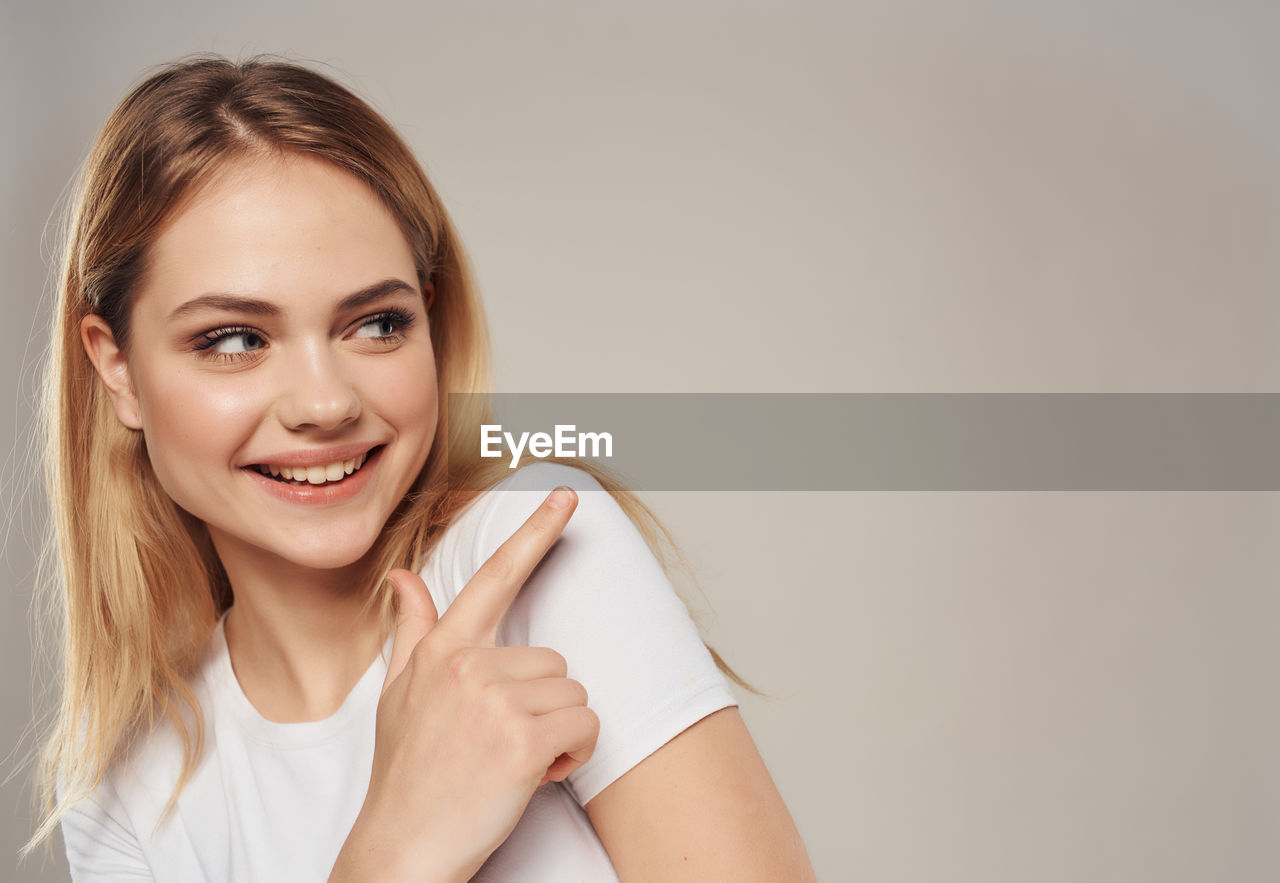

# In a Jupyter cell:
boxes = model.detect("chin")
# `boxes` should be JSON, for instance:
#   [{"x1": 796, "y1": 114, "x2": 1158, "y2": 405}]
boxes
[
  {"x1": 197, "y1": 497, "x2": 405, "y2": 577},
  {"x1": 280, "y1": 536, "x2": 382, "y2": 572},
  {"x1": 209, "y1": 524, "x2": 384, "y2": 575}
]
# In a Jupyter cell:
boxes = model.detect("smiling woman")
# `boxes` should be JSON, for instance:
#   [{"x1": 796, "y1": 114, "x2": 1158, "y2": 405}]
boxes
[
  {"x1": 82, "y1": 155, "x2": 439, "y2": 572},
  {"x1": 28, "y1": 55, "x2": 815, "y2": 881}
]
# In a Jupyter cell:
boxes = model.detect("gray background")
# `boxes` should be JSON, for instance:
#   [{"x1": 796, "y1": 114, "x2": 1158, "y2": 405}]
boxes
[{"x1": 3, "y1": 0, "x2": 1277, "y2": 880}]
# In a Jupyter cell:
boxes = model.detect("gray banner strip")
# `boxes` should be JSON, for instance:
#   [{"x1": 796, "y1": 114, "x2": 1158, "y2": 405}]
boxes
[{"x1": 446, "y1": 394, "x2": 1280, "y2": 490}]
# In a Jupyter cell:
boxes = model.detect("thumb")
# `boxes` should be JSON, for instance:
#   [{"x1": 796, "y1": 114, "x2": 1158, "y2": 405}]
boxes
[{"x1": 381, "y1": 567, "x2": 440, "y2": 695}]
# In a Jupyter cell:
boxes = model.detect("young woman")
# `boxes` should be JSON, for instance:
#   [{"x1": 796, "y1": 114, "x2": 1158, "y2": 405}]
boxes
[{"x1": 30, "y1": 55, "x2": 815, "y2": 880}]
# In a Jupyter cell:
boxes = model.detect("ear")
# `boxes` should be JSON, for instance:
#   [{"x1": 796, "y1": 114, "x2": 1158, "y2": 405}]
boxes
[
  {"x1": 422, "y1": 280, "x2": 436, "y2": 314},
  {"x1": 80, "y1": 314, "x2": 143, "y2": 430}
]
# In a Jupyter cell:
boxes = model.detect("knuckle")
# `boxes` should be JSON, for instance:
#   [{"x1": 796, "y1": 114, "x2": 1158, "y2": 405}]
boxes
[
  {"x1": 484, "y1": 685, "x2": 518, "y2": 720},
  {"x1": 506, "y1": 720, "x2": 546, "y2": 770},
  {"x1": 446, "y1": 647, "x2": 479, "y2": 682},
  {"x1": 567, "y1": 678, "x2": 588, "y2": 706},
  {"x1": 543, "y1": 648, "x2": 568, "y2": 678}
]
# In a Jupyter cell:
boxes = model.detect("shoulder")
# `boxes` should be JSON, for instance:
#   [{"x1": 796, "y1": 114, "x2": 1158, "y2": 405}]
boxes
[
  {"x1": 58, "y1": 633, "x2": 224, "y2": 877},
  {"x1": 421, "y1": 463, "x2": 650, "y2": 609},
  {"x1": 59, "y1": 768, "x2": 153, "y2": 879},
  {"x1": 419, "y1": 463, "x2": 738, "y2": 806},
  {"x1": 418, "y1": 462, "x2": 683, "y2": 650},
  {"x1": 469, "y1": 461, "x2": 619, "y2": 544},
  {"x1": 63, "y1": 629, "x2": 224, "y2": 832},
  {"x1": 475, "y1": 462, "x2": 641, "y2": 565}
]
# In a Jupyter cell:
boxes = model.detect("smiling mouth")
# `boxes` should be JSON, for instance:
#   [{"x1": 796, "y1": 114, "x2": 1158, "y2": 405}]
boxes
[{"x1": 252, "y1": 448, "x2": 379, "y2": 486}]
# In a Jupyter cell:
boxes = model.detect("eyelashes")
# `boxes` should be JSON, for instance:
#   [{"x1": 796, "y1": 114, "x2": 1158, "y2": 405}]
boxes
[
  {"x1": 192, "y1": 309, "x2": 418, "y2": 364},
  {"x1": 350, "y1": 308, "x2": 416, "y2": 342},
  {"x1": 193, "y1": 325, "x2": 264, "y2": 362}
]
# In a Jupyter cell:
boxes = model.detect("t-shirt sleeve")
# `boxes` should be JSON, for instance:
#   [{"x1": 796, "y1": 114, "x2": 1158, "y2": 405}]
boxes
[
  {"x1": 451, "y1": 462, "x2": 739, "y2": 807},
  {"x1": 58, "y1": 776, "x2": 154, "y2": 881}
]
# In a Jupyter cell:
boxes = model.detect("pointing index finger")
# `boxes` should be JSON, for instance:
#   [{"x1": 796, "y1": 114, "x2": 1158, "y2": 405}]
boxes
[{"x1": 442, "y1": 485, "x2": 577, "y2": 644}]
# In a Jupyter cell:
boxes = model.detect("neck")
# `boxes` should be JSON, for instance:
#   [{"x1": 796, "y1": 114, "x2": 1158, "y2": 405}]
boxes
[{"x1": 213, "y1": 530, "x2": 388, "y2": 723}]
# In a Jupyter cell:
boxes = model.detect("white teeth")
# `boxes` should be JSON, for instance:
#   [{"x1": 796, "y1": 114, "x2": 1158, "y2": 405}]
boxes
[{"x1": 256, "y1": 450, "x2": 374, "y2": 484}]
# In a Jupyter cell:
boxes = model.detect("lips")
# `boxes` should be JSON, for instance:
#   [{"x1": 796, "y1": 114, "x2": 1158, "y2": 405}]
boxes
[{"x1": 243, "y1": 445, "x2": 385, "y2": 505}]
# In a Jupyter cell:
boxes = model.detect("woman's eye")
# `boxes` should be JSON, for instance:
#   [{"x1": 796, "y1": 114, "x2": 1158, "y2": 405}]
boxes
[
  {"x1": 354, "y1": 318, "x2": 399, "y2": 339},
  {"x1": 210, "y1": 331, "x2": 265, "y2": 353},
  {"x1": 352, "y1": 310, "x2": 414, "y2": 341},
  {"x1": 194, "y1": 327, "x2": 267, "y2": 360}
]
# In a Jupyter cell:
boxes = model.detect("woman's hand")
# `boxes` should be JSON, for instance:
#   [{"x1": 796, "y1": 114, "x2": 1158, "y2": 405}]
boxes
[{"x1": 330, "y1": 486, "x2": 599, "y2": 883}]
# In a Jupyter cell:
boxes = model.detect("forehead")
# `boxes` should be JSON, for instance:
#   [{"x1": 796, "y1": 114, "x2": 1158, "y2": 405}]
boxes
[{"x1": 135, "y1": 154, "x2": 418, "y2": 317}]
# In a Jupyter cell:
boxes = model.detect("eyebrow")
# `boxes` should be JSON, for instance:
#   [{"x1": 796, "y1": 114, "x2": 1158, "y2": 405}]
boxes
[{"x1": 167, "y1": 278, "x2": 420, "y2": 321}]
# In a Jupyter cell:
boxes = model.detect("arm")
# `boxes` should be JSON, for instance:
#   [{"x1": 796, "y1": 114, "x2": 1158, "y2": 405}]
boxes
[
  {"x1": 465, "y1": 464, "x2": 815, "y2": 879},
  {"x1": 587, "y1": 707, "x2": 816, "y2": 881}
]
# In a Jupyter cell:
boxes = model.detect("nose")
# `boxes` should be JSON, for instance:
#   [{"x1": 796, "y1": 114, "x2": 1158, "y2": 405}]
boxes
[{"x1": 275, "y1": 343, "x2": 362, "y2": 432}]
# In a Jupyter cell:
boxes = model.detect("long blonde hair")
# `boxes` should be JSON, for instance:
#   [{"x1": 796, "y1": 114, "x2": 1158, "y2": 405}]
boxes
[{"x1": 28, "y1": 54, "x2": 746, "y2": 854}]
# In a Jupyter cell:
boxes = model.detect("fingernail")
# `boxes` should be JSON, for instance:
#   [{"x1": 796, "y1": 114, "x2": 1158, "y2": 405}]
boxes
[{"x1": 548, "y1": 486, "x2": 574, "y2": 509}]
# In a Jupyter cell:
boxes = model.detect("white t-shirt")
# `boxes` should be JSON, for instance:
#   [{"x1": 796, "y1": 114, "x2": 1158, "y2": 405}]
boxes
[{"x1": 59, "y1": 463, "x2": 738, "y2": 881}]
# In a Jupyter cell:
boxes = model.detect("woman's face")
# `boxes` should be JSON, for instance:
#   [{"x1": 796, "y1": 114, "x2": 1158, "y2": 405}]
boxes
[{"x1": 85, "y1": 154, "x2": 438, "y2": 573}]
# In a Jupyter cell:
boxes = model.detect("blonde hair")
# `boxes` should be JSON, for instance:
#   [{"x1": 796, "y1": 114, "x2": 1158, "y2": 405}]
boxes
[{"x1": 27, "y1": 54, "x2": 747, "y2": 855}]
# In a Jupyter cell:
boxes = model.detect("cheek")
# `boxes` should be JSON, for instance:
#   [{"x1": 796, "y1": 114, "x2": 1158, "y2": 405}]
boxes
[
  {"x1": 369, "y1": 343, "x2": 440, "y2": 467},
  {"x1": 134, "y1": 368, "x2": 265, "y2": 482},
  {"x1": 385, "y1": 347, "x2": 439, "y2": 439}
]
